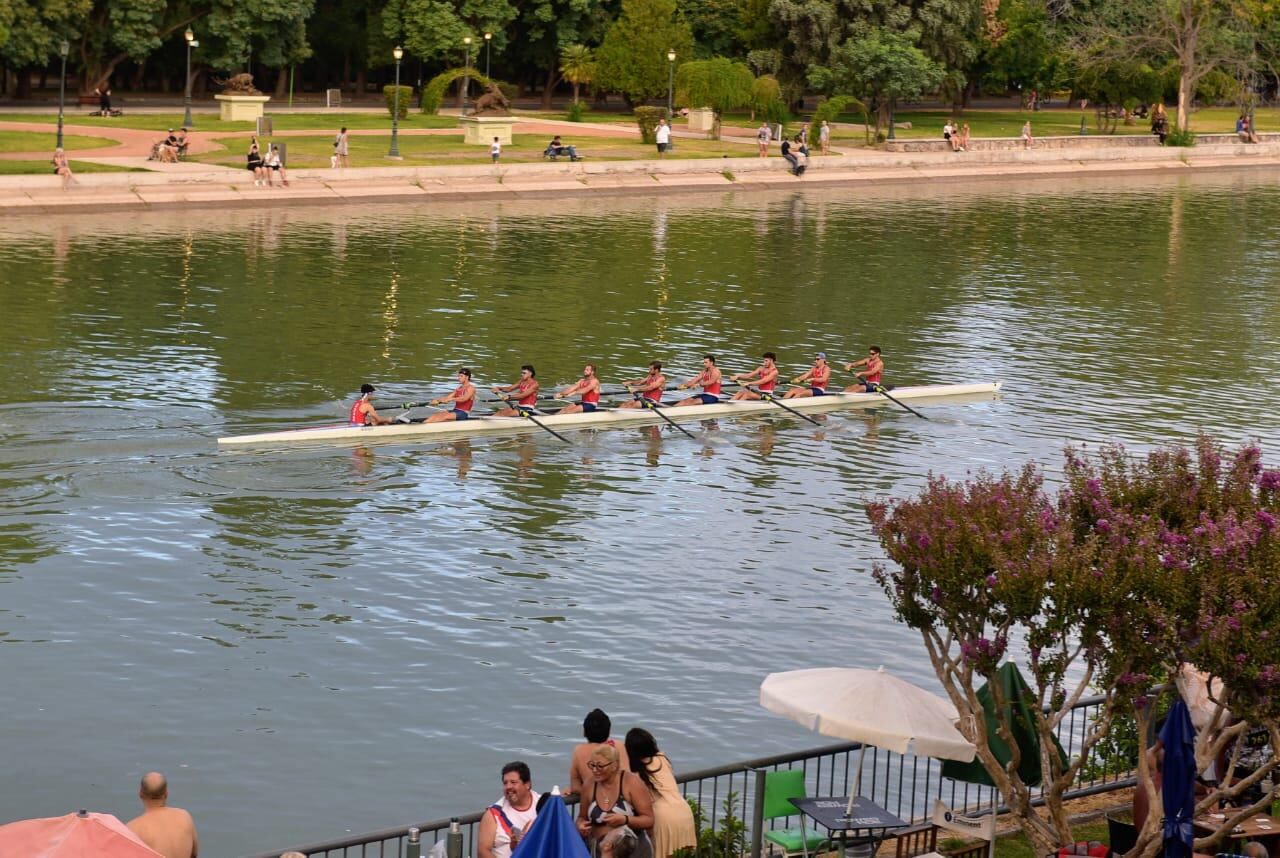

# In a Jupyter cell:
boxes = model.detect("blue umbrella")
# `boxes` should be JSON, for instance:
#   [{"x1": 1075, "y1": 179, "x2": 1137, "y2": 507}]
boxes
[
  {"x1": 514, "y1": 793, "x2": 590, "y2": 858},
  {"x1": 1160, "y1": 698, "x2": 1197, "y2": 858}
]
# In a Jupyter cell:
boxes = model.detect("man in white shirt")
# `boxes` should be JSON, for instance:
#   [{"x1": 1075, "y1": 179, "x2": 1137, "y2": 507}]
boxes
[
  {"x1": 478, "y1": 762, "x2": 540, "y2": 858},
  {"x1": 655, "y1": 119, "x2": 672, "y2": 158}
]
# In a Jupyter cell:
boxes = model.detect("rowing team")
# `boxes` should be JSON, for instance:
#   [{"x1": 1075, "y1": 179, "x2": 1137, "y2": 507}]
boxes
[{"x1": 349, "y1": 347, "x2": 885, "y2": 427}]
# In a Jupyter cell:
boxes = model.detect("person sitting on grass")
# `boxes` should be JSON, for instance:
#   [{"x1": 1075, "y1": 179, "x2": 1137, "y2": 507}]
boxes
[{"x1": 546, "y1": 136, "x2": 580, "y2": 161}]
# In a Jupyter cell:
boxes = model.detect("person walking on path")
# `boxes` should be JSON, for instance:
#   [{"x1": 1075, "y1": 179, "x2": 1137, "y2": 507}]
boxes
[
  {"x1": 819, "y1": 120, "x2": 830, "y2": 155},
  {"x1": 1021, "y1": 120, "x2": 1034, "y2": 149},
  {"x1": 655, "y1": 119, "x2": 671, "y2": 158},
  {"x1": 491, "y1": 136, "x2": 502, "y2": 162},
  {"x1": 126, "y1": 772, "x2": 199, "y2": 858},
  {"x1": 756, "y1": 122, "x2": 771, "y2": 157},
  {"x1": 334, "y1": 126, "x2": 349, "y2": 168},
  {"x1": 52, "y1": 148, "x2": 75, "y2": 189}
]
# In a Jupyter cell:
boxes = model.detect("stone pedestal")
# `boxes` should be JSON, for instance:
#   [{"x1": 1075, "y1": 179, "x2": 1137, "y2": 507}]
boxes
[
  {"x1": 215, "y1": 94, "x2": 271, "y2": 122},
  {"x1": 688, "y1": 108, "x2": 716, "y2": 134},
  {"x1": 459, "y1": 115, "x2": 517, "y2": 145}
]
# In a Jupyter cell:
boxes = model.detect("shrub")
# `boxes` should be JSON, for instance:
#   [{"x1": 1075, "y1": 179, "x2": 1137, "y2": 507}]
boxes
[
  {"x1": 384, "y1": 85, "x2": 413, "y2": 120},
  {"x1": 421, "y1": 68, "x2": 499, "y2": 114},
  {"x1": 671, "y1": 792, "x2": 747, "y2": 858},
  {"x1": 1164, "y1": 128, "x2": 1196, "y2": 147},
  {"x1": 634, "y1": 106, "x2": 666, "y2": 143},
  {"x1": 566, "y1": 101, "x2": 587, "y2": 122}
]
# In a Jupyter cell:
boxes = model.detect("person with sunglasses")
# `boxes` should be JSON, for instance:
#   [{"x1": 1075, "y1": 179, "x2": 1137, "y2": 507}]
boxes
[
  {"x1": 844, "y1": 345, "x2": 885, "y2": 392},
  {"x1": 783, "y1": 352, "x2": 832, "y2": 399}
]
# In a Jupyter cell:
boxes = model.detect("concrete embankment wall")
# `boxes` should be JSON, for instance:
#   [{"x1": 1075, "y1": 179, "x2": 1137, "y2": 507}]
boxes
[{"x1": 3, "y1": 142, "x2": 1279, "y2": 214}]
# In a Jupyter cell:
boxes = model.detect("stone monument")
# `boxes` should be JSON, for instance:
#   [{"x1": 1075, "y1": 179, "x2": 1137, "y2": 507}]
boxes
[{"x1": 214, "y1": 74, "x2": 272, "y2": 122}]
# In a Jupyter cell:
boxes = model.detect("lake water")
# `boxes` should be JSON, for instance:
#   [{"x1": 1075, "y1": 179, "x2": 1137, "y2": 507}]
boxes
[{"x1": 2, "y1": 173, "x2": 1279, "y2": 856}]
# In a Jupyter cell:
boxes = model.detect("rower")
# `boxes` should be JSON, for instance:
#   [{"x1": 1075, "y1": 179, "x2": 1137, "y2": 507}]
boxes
[
  {"x1": 556, "y1": 364, "x2": 602, "y2": 415},
  {"x1": 618, "y1": 361, "x2": 667, "y2": 409},
  {"x1": 783, "y1": 352, "x2": 832, "y2": 399},
  {"x1": 729, "y1": 352, "x2": 779, "y2": 401},
  {"x1": 492, "y1": 364, "x2": 540, "y2": 417},
  {"x1": 424, "y1": 368, "x2": 477, "y2": 423},
  {"x1": 674, "y1": 355, "x2": 723, "y2": 406},
  {"x1": 350, "y1": 383, "x2": 394, "y2": 426},
  {"x1": 844, "y1": 346, "x2": 884, "y2": 392}
]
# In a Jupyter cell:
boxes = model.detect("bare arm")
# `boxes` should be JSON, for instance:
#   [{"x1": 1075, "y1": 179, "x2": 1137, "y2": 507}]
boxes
[
  {"x1": 478, "y1": 810, "x2": 496, "y2": 858},
  {"x1": 619, "y1": 773, "x2": 655, "y2": 830}
]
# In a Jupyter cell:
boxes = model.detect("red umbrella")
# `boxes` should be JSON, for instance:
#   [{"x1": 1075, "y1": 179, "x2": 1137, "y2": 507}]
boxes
[{"x1": 0, "y1": 810, "x2": 163, "y2": 858}]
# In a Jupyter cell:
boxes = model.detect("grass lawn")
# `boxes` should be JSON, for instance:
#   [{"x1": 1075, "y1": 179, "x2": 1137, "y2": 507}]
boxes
[
  {"x1": 193, "y1": 132, "x2": 748, "y2": 168},
  {"x1": 0, "y1": 130, "x2": 119, "y2": 152},
  {"x1": 0, "y1": 159, "x2": 143, "y2": 174},
  {"x1": 937, "y1": 820, "x2": 1108, "y2": 858},
  {"x1": 0, "y1": 111, "x2": 459, "y2": 133}
]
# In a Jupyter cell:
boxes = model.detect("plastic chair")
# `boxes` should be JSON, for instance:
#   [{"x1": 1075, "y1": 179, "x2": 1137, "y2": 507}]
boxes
[
  {"x1": 761, "y1": 769, "x2": 830, "y2": 858},
  {"x1": 1106, "y1": 814, "x2": 1137, "y2": 856}
]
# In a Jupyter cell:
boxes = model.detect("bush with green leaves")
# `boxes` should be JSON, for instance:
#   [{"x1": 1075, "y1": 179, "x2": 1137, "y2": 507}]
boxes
[
  {"x1": 421, "y1": 68, "x2": 499, "y2": 114},
  {"x1": 566, "y1": 101, "x2": 587, "y2": 122},
  {"x1": 670, "y1": 791, "x2": 747, "y2": 858},
  {"x1": 1163, "y1": 128, "x2": 1196, "y2": 146},
  {"x1": 633, "y1": 106, "x2": 667, "y2": 143},
  {"x1": 383, "y1": 85, "x2": 413, "y2": 120}
]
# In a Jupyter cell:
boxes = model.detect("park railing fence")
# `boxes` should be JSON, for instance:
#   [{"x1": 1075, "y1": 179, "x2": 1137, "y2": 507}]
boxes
[{"x1": 242, "y1": 692, "x2": 1133, "y2": 858}]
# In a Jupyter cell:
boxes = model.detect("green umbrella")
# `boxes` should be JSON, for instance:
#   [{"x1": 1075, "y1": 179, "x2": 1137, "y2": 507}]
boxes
[{"x1": 941, "y1": 662, "x2": 1066, "y2": 787}]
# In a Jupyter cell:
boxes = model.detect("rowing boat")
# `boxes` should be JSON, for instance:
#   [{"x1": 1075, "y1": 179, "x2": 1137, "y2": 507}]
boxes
[{"x1": 216, "y1": 381, "x2": 1002, "y2": 447}]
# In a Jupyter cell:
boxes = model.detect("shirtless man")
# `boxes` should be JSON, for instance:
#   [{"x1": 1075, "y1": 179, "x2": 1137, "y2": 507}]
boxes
[
  {"x1": 556, "y1": 364, "x2": 602, "y2": 415},
  {"x1": 674, "y1": 355, "x2": 723, "y2": 406},
  {"x1": 351, "y1": 383, "x2": 394, "y2": 426},
  {"x1": 126, "y1": 772, "x2": 199, "y2": 858},
  {"x1": 568, "y1": 708, "x2": 630, "y2": 799},
  {"x1": 729, "y1": 352, "x2": 780, "y2": 401},
  {"x1": 783, "y1": 352, "x2": 832, "y2": 399},
  {"x1": 425, "y1": 368, "x2": 477, "y2": 423},
  {"x1": 844, "y1": 346, "x2": 884, "y2": 392},
  {"x1": 492, "y1": 365, "x2": 540, "y2": 417},
  {"x1": 618, "y1": 362, "x2": 666, "y2": 409}
]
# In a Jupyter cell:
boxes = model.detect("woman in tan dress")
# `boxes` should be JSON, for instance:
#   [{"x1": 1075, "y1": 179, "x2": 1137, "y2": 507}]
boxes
[{"x1": 626, "y1": 729, "x2": 697, "y2": 858}]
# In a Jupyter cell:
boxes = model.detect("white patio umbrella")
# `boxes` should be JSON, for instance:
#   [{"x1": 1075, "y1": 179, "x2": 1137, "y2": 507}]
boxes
[{"x1": 759, "y1": 665, "x2": 977, "y2": 817}]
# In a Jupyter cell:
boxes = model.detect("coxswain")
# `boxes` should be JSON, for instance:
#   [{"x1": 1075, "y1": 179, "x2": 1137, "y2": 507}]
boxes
[
  {"x1": 618, "y1": 361, "x2": 667, "y2": 409},
  {"x1": 492, "y1": 365, "x2": 540, "y2": 417},
  {"x1": 783, "y1": 352, "x2": 832, "y2": 399},
  {"x1": 556, "y1": 364, "x2": 602, "y2": 415},
  {"x1": 350, "y1": 383, "x2": 394, "y2": 425},
  {"x1": 674, "y1": 355, "x2": 723, "y2": 406},
  {"x1": 425, "y1": 368, "x2": 478, "y2": 423},
  {"x1": 844, "y1": 345, "x2": 884, "y2": 392},
  {"x1": 729, "y1": 352, "x2": 780, "y2": 401}
]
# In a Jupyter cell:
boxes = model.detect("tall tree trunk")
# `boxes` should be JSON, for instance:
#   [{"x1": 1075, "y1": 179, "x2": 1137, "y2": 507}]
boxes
[
  {"x1": 572, "y1": 81, "x2": 580, "y2": 104},
  {"x1": 342, "y1": 50, "x2": 351, "y2": 93},
  {"x1": 540, "y1": 66, "x2": 560, "y2": 109},
  {"x1": 131, "y1": 60, "x2": 145, "y2": 92},
  {"x1": 1176, "y1": 68, "x2": 1193, "y2": 133},
  {"x1": 39, "y1": 68, "x2": 48, "y2": 90},
  {"x1": 274, "y1": 67, "x2": 288, "y2": 98},
  {"x1": 355, "y1": 67, "x2": 366, "y2": 97},
  {"x1": 15, "y1": 68, "x2": 31, "y2": 99}
]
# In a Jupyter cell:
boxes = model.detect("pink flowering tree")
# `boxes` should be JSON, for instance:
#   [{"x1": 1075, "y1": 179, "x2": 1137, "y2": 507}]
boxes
[{"x1": 867, "y1": 436, "x2": 1280, "y2": 858}]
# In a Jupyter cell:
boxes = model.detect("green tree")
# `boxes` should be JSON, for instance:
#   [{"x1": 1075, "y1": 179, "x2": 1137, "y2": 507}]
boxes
[
  {"x1": 0, "y1": 0, "x2": 92, "y2": 74},
  {"x1": 559, "y1": 42, "x2": 595, "y2": 104},
  {"x1": 508, "y1": 0, "x2": 610, "y2": 108},
  {"x1": 594, "y1": 0, "x2": 694, "y2": 105},
  {"x1": 1072, "y1": 58, "x2": 1162, "y2": 132},
  {"x1": 811, "y1": 28, "x2": 945, "y2": 139},
  {"x1": 978, "y1": 0, "x2": 1061, "y2": 98},
  {"x1": 76, "y1": 0, "x2": 199, "y2": 94},
  {"x1": 680, "y1": 0, "x2": 743, "y2": 57},
  {"x1": 383, "y1": 0, "x2": 517, "y2": 69},
  {"x1": 203, "y1": 0, "x2": 316, "y2": 93},
  {"x1": 675, "y1": 57, "x2": 754, "y2": 136}
]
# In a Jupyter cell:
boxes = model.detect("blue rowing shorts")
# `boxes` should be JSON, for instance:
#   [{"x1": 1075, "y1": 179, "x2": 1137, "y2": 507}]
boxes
[
  {"x1": 810, "y1": 387, "x2": 827, "y2": 397},
  {"x1": 452, "y1": 408, "x2": 470, "y2": 421},
  {"x1": 582, "y1": 402, "x2": 598, "y2": 413},
  {"x1": 516, "y1": 405, "x2": 537, "y2": 417},
  {"x1": 697, "y1": 393, "x2": 720, "y2": 405}
]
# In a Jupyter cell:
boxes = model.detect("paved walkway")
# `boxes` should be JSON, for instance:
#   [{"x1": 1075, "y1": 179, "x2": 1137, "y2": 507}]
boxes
[{"x1": 3, "y1": 140, "x2": 1278, "y2": 214}]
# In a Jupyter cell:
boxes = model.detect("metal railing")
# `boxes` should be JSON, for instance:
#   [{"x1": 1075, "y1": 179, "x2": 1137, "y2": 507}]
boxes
[{"x1": 243, "y1": 692, "x2": 1132, "y2": 858}]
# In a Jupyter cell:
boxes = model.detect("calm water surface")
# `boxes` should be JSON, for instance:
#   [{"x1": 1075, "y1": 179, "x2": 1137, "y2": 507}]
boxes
[{"x1": 2, "y1": 175, "x2": 1279, "y2": 855}]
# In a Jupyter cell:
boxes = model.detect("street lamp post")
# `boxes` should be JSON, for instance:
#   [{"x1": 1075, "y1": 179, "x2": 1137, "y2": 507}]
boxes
[
  {"x1": 183, "y1": 27, "x2": 195, "y2": 129},
  {"x1": 389, "y1": 46, "x2": 404, "y2": 159},
  {"x1": 56, "y1": 40, "x2": 69, "y2": 150},
  {"x1": 484, "y1": 32, "x2": 492, "y2": 79},
  {"x1": 462, "y1": 36, "x2": 473, "y2": 115},
  {"x1": 666, "y1": 49, "x2": 676, "y2": 151}
]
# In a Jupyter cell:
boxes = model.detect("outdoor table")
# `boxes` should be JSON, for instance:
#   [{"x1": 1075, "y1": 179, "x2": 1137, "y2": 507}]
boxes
[
  {"x1": 790, "y1": 796, "x2": 908, "y2": 858},
  {"x1": 1193, "y1": 813, "x2": 1280, "y2": 851}
]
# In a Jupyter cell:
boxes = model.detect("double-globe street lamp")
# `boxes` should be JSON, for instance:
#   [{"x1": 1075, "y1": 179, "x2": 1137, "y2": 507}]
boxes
[
  {"x1": 56, "y1": 39, "x2": 69, "y2": 150},
  {"x1": 462, "y1": 36, "x2": 473, "y2": 114},
  {"x1": 389, "y1": 45, "x2": 404, "y2": 159},
  {"x1": 183, "y1": 27, "x2": 196, "y2": 129}
]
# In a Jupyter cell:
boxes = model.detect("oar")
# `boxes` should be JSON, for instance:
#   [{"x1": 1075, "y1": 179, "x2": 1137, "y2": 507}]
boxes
[
  {"x1": 747, "y1": 386, "x2": 822, "y2": 425},
  {"x1": 629, "y1": 390, "x2": 696, "y2": 439},
  {"x1": 495, "y1": 395, "x2": 573, "y2": 444},
  {"x1": 870, "y1": 383, "x2": 928, "y2": 420}
]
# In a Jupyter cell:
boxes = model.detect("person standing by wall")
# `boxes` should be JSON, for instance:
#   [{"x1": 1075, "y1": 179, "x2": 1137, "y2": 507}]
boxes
[{"x1": 126, "y1": 772, "x2": 199, "y2": 858}]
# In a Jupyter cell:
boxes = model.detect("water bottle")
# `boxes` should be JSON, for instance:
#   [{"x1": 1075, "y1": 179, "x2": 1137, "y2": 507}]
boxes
[
  {"x1": 446, "y1": 817, "x2": 463, "y2": 858},
  {"x1": 406, "y1": 827, "x2": 421, "y2": 858}
]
